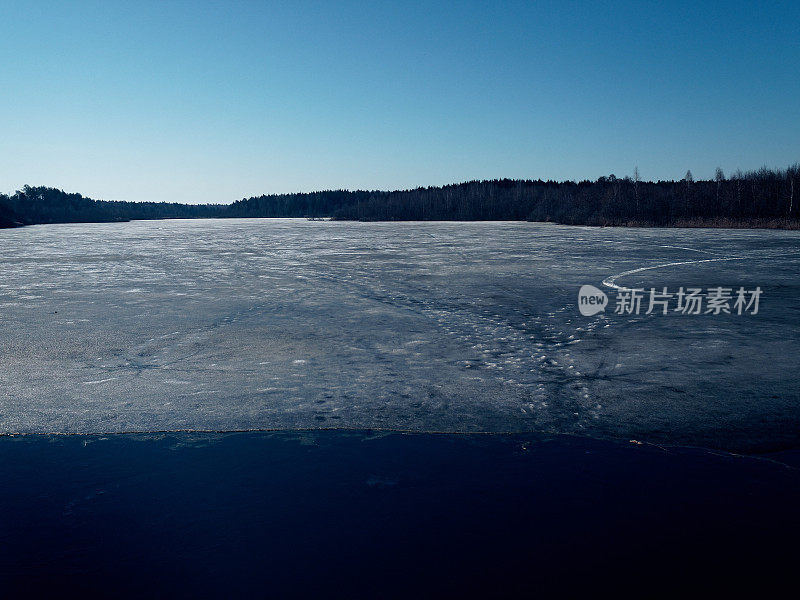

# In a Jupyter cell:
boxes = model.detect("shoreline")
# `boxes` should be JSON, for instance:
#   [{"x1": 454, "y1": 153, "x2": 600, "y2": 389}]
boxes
[{"x1": 3, "y1": 215, "x2": 799, "y2": 230}]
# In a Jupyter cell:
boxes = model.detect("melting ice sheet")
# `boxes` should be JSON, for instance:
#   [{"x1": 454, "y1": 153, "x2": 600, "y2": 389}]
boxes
[{"x1": 0, "y1": 219, "x2": 798, "y2": 451}]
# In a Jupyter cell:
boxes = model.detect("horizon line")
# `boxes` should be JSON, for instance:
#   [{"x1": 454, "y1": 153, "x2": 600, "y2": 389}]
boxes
[{"x1": 6, "y1": 162, "x2": 799, "y2": 206}]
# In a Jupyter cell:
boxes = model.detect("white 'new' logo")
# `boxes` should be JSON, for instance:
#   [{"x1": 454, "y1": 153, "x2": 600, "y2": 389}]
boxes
[{"x1": 578, "y1": 285, "x2": 608, "y2": 316}]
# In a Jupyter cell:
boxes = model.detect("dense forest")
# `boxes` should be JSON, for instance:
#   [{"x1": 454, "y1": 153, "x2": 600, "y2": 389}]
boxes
[
  {"x1": 323, "y1": 165, "x2": 799, "y2": 227},
  {"x1": 1, "y1": 164, "x2": 798, "y2": 229},
  {"x1": 0, "y1": 186, "x2": 224, "y2": 227}
]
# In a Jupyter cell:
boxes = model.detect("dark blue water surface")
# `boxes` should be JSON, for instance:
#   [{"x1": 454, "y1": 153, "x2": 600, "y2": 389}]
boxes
[{"x1": 1, "y1": 431, "x2": 798, "y2": 597}]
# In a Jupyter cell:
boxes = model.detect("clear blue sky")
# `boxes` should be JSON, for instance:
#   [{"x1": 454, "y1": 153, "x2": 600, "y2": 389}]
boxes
[{"x1": 1, "y1": 0, "x2": 798, "y2": 204}]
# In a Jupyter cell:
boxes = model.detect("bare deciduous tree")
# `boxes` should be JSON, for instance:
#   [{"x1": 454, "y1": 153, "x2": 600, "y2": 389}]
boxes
[{"x1": 715, "y1": 167, "x2": 725, "y2": 207}]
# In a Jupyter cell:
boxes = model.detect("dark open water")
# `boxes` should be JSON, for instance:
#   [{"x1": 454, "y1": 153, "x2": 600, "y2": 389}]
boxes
[{"x1": 1, "y1": 431, "x2": 798, "y2": 597}]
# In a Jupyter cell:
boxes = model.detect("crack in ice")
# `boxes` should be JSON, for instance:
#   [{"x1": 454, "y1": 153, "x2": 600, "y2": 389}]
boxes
[{"x1": 602, "y1": 257, "x2": 748, "y2": 290}]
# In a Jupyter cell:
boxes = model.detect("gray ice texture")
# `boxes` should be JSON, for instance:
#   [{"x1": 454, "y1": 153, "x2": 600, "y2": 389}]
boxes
[{"x1": 1, "y1": 219, "x2": 798, "y2": 451}]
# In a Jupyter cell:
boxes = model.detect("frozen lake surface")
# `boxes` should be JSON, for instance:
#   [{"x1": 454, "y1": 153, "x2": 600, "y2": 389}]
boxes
[{"x1": 1, "y1": 219, "x2": 798, "y2": 451}]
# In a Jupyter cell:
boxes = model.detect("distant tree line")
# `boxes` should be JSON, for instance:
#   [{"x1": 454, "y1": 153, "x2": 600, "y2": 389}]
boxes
[
  {"x1": 0, "y1": 185, "x2": 225, "y2": 227},
  {"x1": 225, "y1": 190, "x2": 373, "y2": 219},
  {"x1": 326, "y1": 165, "x2": 799, "y2": 227},
  {"x1": 2, "y1": 164, "x2": 798, "y2": 229}
]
